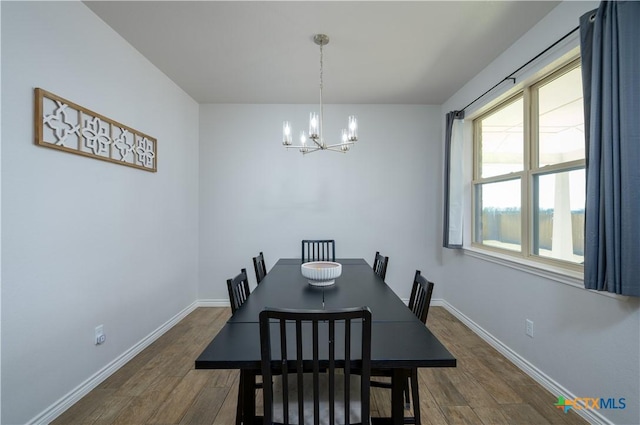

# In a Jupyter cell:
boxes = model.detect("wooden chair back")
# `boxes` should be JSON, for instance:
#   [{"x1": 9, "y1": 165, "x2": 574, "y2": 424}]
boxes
[
  {"x1": 301, "y1": 239, "x2": 336, "y2": 263},
  {"x1": 408, "y1": 270, "x2": 435, "y2": 324},
  {"x1": 226, "y1": 268, "x2": 250, "y2": 315},
  {"x1": 253, "y1": 251, "x2": 267, "y2": 285},
  {"x1": 259, "y1": 307, "x2": 372, "y2": 425},
  {"x1": 372, "y1": 251, "x2": 389, "y2": 281}
]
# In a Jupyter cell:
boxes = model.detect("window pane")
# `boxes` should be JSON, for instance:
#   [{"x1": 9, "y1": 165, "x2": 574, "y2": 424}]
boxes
[
  {"x1": 533, "y1": 169, "x2": 585, "y2": 264},
  {"x1": 479, "y1": 97, "x2": 524, "y2": 178},
  {"x1": 537, "y1": 66, "x2": 585, "y2": 167},
  {"x1": 474, "y1": 179, "x2": 521, "y2": 252}
]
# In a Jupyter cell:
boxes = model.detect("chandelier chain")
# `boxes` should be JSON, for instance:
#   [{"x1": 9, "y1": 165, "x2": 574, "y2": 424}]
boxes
[{"x1": 319, "y1": 41, "x2": 324, "y2": 146}]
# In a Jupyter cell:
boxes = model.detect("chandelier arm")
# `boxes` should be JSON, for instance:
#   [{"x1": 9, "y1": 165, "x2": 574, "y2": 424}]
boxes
[
  {"x1": 324, "y1": 141, "x2": 356, "y2": 149},
  {"x1": 285, "y1": 145, "x2": 318, "y2": 150},
  {"x1": 311, "y1": 138, "x2": 323, "y2": 149},
  {"x1": 323, "y1": 147, "x2": 349, "y2": 153},
  {"x1": 302, "y1": 147, "x2": 323, "y2": 155},
  {"x1": 285, "y1": 145, "x2": 349, "y2": 154}
]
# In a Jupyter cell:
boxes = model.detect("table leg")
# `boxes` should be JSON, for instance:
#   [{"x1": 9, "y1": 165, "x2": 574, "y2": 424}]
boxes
[
  {"x1": 240, "y1": 370, "x2": 257, "y2": 425},
  {"x1": 391, "y1": 369, "x2": 406, "y2": 425}
]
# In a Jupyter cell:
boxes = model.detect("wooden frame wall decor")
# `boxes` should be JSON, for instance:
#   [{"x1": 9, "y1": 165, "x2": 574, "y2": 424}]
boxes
[{"x1": 34, "y1": 88, "x2": 157, "y2": 172}]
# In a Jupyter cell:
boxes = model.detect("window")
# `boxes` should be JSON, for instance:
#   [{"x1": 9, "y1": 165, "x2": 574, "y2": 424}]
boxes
[{"x1": 472, "y1": 59, "x2": 585, "y2": 270}]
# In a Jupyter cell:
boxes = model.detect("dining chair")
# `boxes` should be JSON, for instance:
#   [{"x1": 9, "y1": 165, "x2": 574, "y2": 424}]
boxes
[
  {"x1": 226, "y1": 268, "x2": 251, "y2": 315},
  {"x1": 253, "y1": 251, "x2": 267, "y2": 285},
  {"x1": 301, "y1": 239, "x2": 336, "y2": 263},
  {"x1": 373, "y1": 251, "x2": 389, "y2": 281},
  {"x1": 370, "y1": 270, "x2": 434, "y2": 425},
  {"x1": 260, "y1": 307, "x2": 372, "y2": 425},
  {"x1": 408, "y1": 270, "x2": 434, "y2": 324},
  {"x1": 226, "y1": 268, "x2": 253, "y2": 425}
]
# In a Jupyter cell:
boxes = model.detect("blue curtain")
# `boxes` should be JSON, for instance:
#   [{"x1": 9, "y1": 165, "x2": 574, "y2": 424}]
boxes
[
  {"x1": 443, "y1": 110, "x2": 465, "y2": 248},
  {"x1": 580, "y1": 1, "x2": 640, "y2": 296}
]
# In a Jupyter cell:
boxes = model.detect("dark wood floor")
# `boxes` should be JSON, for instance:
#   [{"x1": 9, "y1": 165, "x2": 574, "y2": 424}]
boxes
[{"x1": 51, "y1": 307, "x2": 588, "y2": 425}]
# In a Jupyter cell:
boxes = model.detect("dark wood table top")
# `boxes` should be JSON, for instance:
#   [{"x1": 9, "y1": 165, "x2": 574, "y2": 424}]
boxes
[
  {"x1": 196, "y1": 258, "x2": 456, "y2": 370},
  {"x1": 196, "y1": 321, "x2": 456, "y2": 370},
  {"x1": 227, "y1": 258, "x2": 417, "y2": 323}
]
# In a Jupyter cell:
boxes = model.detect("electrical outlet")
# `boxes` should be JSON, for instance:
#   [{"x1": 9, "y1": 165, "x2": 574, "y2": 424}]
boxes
[
  {"x1": 95, "y1": 325, "x2": 106, "y2": 345},
  {"x1": 526, "y1": 319, "x2": 534, "y2": 338}
]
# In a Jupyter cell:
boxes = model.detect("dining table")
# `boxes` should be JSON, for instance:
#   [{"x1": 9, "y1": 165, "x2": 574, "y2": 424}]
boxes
[{"x1": 195, "y1": 258, "x2": 456, "y2": 425}]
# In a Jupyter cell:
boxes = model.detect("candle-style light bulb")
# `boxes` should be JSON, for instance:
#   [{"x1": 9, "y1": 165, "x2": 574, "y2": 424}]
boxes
[
  {"x1": 283, "y1": 121, "x2": 292, "y2": 145},
  {"x1": 309, "y1": 113, "x2": 319, "y2": 139},
  {"x1": 348, "y1": 116, "x2": 358, "y2": 141},
  {"x1": 341, "y1": 129, "x2": 350, "y2": 151},
  {"x1": 300, "y1": 131, "x2": 309, "y2": 153}
]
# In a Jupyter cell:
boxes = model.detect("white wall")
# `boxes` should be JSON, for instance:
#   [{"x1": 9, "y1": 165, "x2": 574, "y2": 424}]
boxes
[
  {"x1": 199, "y1": 104, "x2": 443, "y2": 300},
  {"x1": 441, "y1": 2, "x2": 640, "y2": 424},
  {"x1": 1, "y1": 3, "x2": 199, "y2": 424}
]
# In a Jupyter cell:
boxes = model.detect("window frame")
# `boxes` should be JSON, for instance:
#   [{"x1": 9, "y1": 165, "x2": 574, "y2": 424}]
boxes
[{"x1": 471, "y1": 58, "x2": 585, "y2": 273}]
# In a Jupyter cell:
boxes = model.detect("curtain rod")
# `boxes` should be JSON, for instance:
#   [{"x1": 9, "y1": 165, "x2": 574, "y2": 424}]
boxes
[{"x1": 458, "y1": 25, "x2": 580, "y2": 113}]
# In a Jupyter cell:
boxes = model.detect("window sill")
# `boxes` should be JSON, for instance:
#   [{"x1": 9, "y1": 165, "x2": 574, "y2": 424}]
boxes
[{"x1": 462, "y1": 246, "x2": 628, "y2": 300}]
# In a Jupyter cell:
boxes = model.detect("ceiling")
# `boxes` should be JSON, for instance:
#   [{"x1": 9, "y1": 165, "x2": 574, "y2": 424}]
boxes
[{"x1": 85, "y1": 1, "x2": 560, "y2": 105}]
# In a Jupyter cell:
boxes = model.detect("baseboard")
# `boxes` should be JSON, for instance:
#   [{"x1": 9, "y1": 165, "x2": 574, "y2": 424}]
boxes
[
  {"x1": 29, "y1": 301, "x2": 199, "y2": 425},
  {"x1": 438, "y1": 300, "x2": 612, "y2": 425},
  {"x1": 197, "y1": 298, "x2": 231, "y2": 308},
  {"x1": 430, "y1": 297, "x2": 445, "y2": 307},
  {"x1": 402, "y1": 297, "x2": 445, "y2": 307}
]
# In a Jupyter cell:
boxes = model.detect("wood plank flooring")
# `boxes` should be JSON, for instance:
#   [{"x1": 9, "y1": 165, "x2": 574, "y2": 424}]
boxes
[{"x1": 51, "y1": 307, "x2": 588, "y2": 425}]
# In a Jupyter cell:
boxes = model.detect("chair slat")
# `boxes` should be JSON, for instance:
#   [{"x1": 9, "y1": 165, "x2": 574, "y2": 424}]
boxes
[
  {"x1": 329, "y1": 319, "x2": 335, "y2": 425},
  {"x1": 296, "y1": 320, "x2": 305, "y2": 424},
  {"x1": 259, "y1": 315, "x2": 273, "y2": 422},
  {"x1": 314, "y1": 320, "x2": 320, "y2": 425},
  {"x1": 344, "y1": 318, "x2": 351, "y2": 425},
  {"x1": 280, "y1": 319, "x2": 289, "y2": 424}
]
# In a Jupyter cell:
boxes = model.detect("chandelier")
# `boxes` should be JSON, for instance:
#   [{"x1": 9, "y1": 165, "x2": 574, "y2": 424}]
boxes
[{"x1": 282, "y1": 34, "x2": 358, "y2": 154}]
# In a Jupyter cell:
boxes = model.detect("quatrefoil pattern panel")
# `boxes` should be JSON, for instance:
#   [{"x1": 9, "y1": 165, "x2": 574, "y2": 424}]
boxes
[{"x1": 35, "y1": 88, "x2": 157, "y2": 172}]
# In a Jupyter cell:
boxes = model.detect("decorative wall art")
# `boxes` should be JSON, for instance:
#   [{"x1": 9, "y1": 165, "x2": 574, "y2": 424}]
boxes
[{"x1": 34, "y1": 88, "x2": 157, "y2": 172}]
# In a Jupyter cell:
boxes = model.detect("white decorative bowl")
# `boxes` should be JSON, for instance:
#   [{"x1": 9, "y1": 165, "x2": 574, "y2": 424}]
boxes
[{"x1": 301, "y1": 261, "x2": 342, "y2": 287}]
